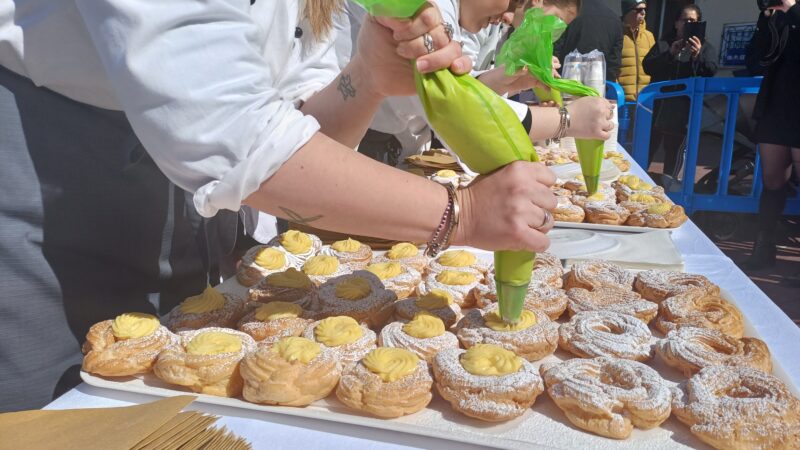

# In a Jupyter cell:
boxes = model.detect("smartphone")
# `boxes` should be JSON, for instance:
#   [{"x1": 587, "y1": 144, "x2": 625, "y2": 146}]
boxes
[{"x1": 684, "y1": 21, "x2": 707, "y2": 42}]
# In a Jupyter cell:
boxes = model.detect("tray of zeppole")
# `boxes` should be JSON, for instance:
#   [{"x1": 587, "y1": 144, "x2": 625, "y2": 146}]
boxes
[{"x1": 81, "y1": 235, "x2": 800, "y2": 450}]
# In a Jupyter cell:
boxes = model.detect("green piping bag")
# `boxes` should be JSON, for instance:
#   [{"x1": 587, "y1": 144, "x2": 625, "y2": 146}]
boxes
[
  {"x1": 352, "y1": 0, "x2": 539, "y2": 323},
  {"x1": 497, "y1": 8, "x2": 604, "y2": 194}
]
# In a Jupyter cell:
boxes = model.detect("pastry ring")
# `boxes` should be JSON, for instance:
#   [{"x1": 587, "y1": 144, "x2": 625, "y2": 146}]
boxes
[
  {"x1": 236, "y1": 302, "x2": 313, "y2": 345},
  {"x1": 153, "y1": 327, "x2": 257, "y2": 397},
  {"x1": 364, "y1": 261, "x2": 422, "y2": 300},
  {"x1": 378, "y1": 317, "x2": 460, "y2": 363},
  {"x1": 314, "y1": 271, "x2": 397, "y2": 328},
  {"x1": 541, "y1": 357, "x2": 673, "y2": 439},
  {"x1": 564, "y1": 261, "x2": 635, "y2": 291},
  {"x1": 432, "y1": 346, "x2": 544, "y2": 422},
  {"x1": 553, "y1": 197, "x2": 585, "y2": 223},
  {"x1": 265, "y1": 230, "x2": 322, "y2": 267},
  {"x1": 633, "y1": 270, "x2": 720, "y2": 303},
  {"x1": 626, "y1": 204, "x2": 688, "y2": 228},
  {"x1": 301, "y1": 254, "x2": 353, "y2": 286},
  {"x1": 671, "y1": 365, "x2": 800, "y2": 450},
  {"x1": 583, "y1": 202, "x2": 631, "y2": 226},
  {"x1": 236, "y1": 245, "x2": 296, "y2": 287},
  {"x1": 426, "y1": 249, "x2": 489, "y2": 277},
  {"x1": 240, "y1": 337, "x2": 340, "y2": 406},
  {"x1": 418, "y1": 269, "x2": 482, "y2": 308},
  {"x1": 319, "y1": 238, "x2": 373, "y2": 271},
  {"x1": 558, "y1": 310, "x2": 654, "y2": 361},
  {"x1": 474, "y1": 280, "x2": 568, "y2": 321},
  {"x1": 456, "y1": 305, "x2": 559, "y2": 361},
  {"x1": 566, "y1": 286, "x2": 658, "y2": 323},
  {"x1": 655, "y1": 291, "x2": 744, "y2": 338},
  {"x1": 246, "y1": 268, "x2": 317, "y2": 310},
  {"x1": 656, "y1": 326, "x2": 772, "y2": 376},
  {"x1": 164, "y1": 285, "x2": 247, "y2": 332},
  {"x1": 372, "y1": 242, "x2": 429, "y2": 273},
  {"x1": 393, "y1": 290, "x2": 463, "y2": 328},
  {"x1": 82, "y1": 313, "x2": 177, "y2": 377},
  {"x1": 302, "y1": 316, "x2": 377, "y2": 370}
]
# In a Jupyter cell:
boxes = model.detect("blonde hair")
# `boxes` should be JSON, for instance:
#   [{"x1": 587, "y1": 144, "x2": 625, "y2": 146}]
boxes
[{"x1": 305, "y1": 0, "x2": 345, "y2": 41}]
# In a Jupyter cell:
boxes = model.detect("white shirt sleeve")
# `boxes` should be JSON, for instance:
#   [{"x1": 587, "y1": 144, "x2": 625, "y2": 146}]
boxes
[{"x1": 74, "y1": 0, "x2": 320, "y2": 218}]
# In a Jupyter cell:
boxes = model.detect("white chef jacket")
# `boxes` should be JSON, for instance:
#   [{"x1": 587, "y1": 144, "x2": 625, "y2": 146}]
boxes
[{"x1": 0, "y1": 0, "x2": 337, "y2": 218}]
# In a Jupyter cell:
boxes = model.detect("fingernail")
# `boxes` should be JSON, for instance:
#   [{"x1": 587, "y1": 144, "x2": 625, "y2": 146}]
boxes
[{"x1": 416, "y1": 59, "x2": 430, "y2": 72}]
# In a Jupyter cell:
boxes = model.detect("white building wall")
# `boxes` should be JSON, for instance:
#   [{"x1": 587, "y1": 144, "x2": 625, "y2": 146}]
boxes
[{"x1": 602, "y1": 0, "x2": 761, "y2": 76}]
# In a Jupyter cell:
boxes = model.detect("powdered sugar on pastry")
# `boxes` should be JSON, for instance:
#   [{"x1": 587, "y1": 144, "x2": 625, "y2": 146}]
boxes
[{"x1": 559, "y1": 311, "x2": 654, "y2": 361}]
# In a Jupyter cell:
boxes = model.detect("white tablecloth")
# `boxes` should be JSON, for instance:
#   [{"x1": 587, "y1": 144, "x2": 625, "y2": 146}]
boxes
[{"x1": 45, "y1": 146, "x2": 800, "y2": 449}]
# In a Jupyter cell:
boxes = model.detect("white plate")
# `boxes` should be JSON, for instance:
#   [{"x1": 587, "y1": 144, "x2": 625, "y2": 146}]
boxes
[
  {"x1": 546, "y1": 229, "x2": 620, "y2": 259},
  {"x1": 555, "y1": 220, "x2": 680, "y2": 234}
]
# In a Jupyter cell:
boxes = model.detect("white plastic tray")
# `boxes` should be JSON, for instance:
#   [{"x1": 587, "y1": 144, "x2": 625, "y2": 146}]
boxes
[
  {"x1": 81, "y1": 285, "x2": 798, "y2": 450},
  {"x1": 555, "y1": 220, "x2": 681, "y2": 234}
]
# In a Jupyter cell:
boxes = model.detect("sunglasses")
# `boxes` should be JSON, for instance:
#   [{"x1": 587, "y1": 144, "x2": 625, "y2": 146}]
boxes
[{"x1": 635, "y1": 7, "x2": 647, "y2": 13}]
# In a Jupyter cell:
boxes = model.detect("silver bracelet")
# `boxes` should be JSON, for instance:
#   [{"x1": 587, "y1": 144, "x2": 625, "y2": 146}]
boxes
[{"x1": 551, "y1": 106, "x2": 570, "y2": 143}]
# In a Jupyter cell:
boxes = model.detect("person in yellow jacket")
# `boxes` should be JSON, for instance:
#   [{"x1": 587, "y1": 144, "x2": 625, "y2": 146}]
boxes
[{"x1": 618, "y1": 0, "x2": 655, "y2": 101}]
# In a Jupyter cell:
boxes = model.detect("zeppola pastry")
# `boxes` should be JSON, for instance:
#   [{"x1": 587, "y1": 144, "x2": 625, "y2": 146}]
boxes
[
  {"x1": 82, "y1": 312, "x2": 176, "y2": 377},
  {"x1": 531, "y1": 252, "x2": 565, "y2": 288},
  {"x1": 633, "y1": 270, "x2": 720, "y2": 303},
  {"x1": 671, "y1": 365, "x2": 800, "y2": 450},
  {"x1": 619, "y1": 192, "x2": 668, "y2": 214},
  {"x1": 558, "y1": 311, "x2": 654, "y2": 361},
  {"x1": 553, "y1": 196, "x2": 585, "y2": 223},
  {"x1": 418, "y1": 269, "x2": 482, "y2": 308},
  {"x1": 247, "y1": 268, "x2": 317, "y2": 309},
  {"x1": 314, "y1": 271, "x2": 396, "y2": 327},
  {"x1": 301, "y1": 255, "x2": 352, "y2": 286},
  {"x1": 426, "y1": 249, "x2": 489, "y2": 277},
  {"x1": 240, "y1": 336, "x2": 340, "y2": 406},
  {"x1": 456, "y1": 305, "x2": 559, "y2": 361},
  {"x1": 302, "y1": 316, "x2": 376, "y2": 370},
  {"x1": 364, "y1": 261, "x2": 421, "y2": 300},
  {"x1": 566, "y1": 285, "x2": 658, "y2": 323},
  {"x1": 655, "y1": 291, "x2": 745, "y2": 338},
  {"x1": 164, "y1": 285, "x2": 246, "y2": 332},
  {"x1": 612, "y1": 175, "x2": 657, "y2": 201},
  {"x1": 393, "y1": 289, "x2": 463, "y2": 328},
  {"x1": 541, "y1": 357, "x2": 673, "y2": 439},
  {"x1": 336, "y1": 347, "x2": 433, "y2": 418},
  {"x1": 371, "y1": 242, "x2": 429, "y2": 273},
  {"x1": 563, "y1": 261, "x2": 635, "y2": 291},
  {"x1": 474, "y1": 279, "x2": 568, "y2": 321},
  {"x1": 432, "y1": 344, "x2": 544, "y2": 422},
  {"x1": 656, "y1": 326, "x2": 772, "y2": 376},
  {"x1": 236, "y1": 245, "x2": 295, "y2": 287},
  {"x1": 153, "y1": 327, "x2": 257, "y2": 397},
  {"x1": 583, "y1": 202, "x2": 631, "y2": 225},
  {"x1": 266, "y1": 230, "x2": 322, "y2": 266},
  {"x1": 236, "y1": 301, "x2": 313, "y2": 345},
  {"x1": 626, "y1": 203, "x2": 688, "y2": 229},
  {"x1": 319, "y1": 238, "x2": 373, "y2": 271},
  {"x1": 378, "y1": 313, "x2": 460, "y2": 363}
]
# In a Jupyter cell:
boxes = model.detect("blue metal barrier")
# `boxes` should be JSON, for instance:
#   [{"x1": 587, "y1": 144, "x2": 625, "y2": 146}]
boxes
[
  {"x1": 605, "y1": 81, "x2": 635, "y2": 148},
  {"x1": 632, "y1": 77, "x2": 800, "y2": 216},
  {"x1": 605, "y1": 81, "x2": 625, "y2": 107}
]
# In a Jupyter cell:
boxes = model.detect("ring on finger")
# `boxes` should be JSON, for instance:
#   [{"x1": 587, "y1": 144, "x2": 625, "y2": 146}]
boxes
[
  {"x1": 535, "y1": 209, "x2": 553, "y2": 230},
  {"x1": 423, "y1": 33, "x2": 435, "y2": 54}
]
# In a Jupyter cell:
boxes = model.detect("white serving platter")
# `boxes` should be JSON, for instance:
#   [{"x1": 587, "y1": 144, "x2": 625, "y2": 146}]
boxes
[{"x1": 554, "y1": 220, "x2": 682, "y2": 234}]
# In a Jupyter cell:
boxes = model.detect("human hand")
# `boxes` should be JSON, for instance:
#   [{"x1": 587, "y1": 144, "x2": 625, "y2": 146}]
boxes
[
  {"x1": 769, "y1": 0, "x2": 796, "y2": 12},
  {"x1": 453, "y1": 161, "x2": 557, "y2": 252},
  {"x1": 552, "y1": 56, "x2": 561, "y2": 76},
  {"x1": 354, "y1": 2, "x2": 472, "y2": 98},
  {"x1": 670, "y1": 39, "x2": 684, "y2": 57},
  {"x1": 687, "y1": 36, "x2": 702, "y2": 59},
  {"x1": 565, "y1": 97, "x2": 614, "y2": 140}
]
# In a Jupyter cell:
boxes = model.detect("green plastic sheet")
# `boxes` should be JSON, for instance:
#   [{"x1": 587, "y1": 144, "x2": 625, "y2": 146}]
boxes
[{"x1": 352, "y1": 0, "x2": 539, "y2": 322}]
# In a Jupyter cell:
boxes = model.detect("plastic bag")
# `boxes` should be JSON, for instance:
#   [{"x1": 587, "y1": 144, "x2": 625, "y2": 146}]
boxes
[{"x1": 351, "y1": 0, "x2": 539, "y2": 322}]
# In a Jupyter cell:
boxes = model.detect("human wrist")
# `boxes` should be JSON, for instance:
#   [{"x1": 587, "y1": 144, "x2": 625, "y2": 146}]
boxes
[
  {"x1": 347, "y1": 56, "x2": 386, "y2": 101},
  {"x1": 449, "y1": 188, "x2": 472, "y2": 247}
]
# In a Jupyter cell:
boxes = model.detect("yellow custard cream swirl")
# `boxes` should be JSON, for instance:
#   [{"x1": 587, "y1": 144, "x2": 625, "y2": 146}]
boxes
[
  {"x1": 180, "y1": 285, "x2": 226, "y2": 314},
  {"x1": 403, "y1": 313, "x2": 445, "y2": 339},
  {"x1": 111, "y1": 313, "x2": 160, "y2": 340},
  {"x1": 436, "y1": 270, "x2": 476, "y2": 286},
  {"x1": 386, "y1": 243, "x2": 418, "y2": 260},
  {"x1": 332, "y1": 238, "x2": 361, "y2": 253},
  {"x1": 186, "y1": 331, "x2": 242, "y2": 356},
  {"x1": 647, "y1": 203, "x2": 672, "y2": 215},
  {"x1": 303, "y1": 255, "x2": 339, "y2": 276},
  {"x1": 265, "y1": 268, "x2": 313, "y2": 289},
  {"x1": 254, "y1": 248, "x2": 286, "y2": 270},
  {"x1": 362, "y1": 348, "x2": 419, "y2": 382},
  {"x1": 335, "y1": 277, "x2": 372, "y2": 300},
  {"x1": 366, "y1": 262, "x2": 403, "y2": 280},
  {"x1": 484, "y1": 310, "x2": 537, "y2": 332},
  {"x1": 314, "y1": 316, "x2": 363, "y2": 347},
  {"x1": 281, "y1": 230, "x2": 312, "y2": 254},
  {"x1": 460, "y1": 344, "x2": 522, "y2": 376},
  {"x1": 254, "y1": 302, "x2": 303, "y2": 321},
  {"x1": 415, "y1": 289, "x2": 453, "y2": 309},
  {"x1": 438, "y1": 250, "x2": 476, "y2": 268},
  {"x1": 271, "y1": 337, "x2": 321, "y2": 364}
]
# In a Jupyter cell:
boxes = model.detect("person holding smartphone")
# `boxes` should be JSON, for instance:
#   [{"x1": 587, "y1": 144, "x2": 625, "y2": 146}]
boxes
[
  {"x1": 642, "y1": 4, "x2": 717, "y2": 178},
  {"x1": 743, "y1": 0, "x2": 800, "y2": 271}
]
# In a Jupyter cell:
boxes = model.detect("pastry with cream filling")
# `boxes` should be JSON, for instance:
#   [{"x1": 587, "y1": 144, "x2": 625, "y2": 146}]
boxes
[
  {"x1": 236, "y1": 245, "x2": 295, "y2": 287},
  {"x1": 319, "y1": 238, "x2": 373, "y2": 271},
  {"x1": 265, "y1": 230, "x2": 322, "y2": 266},
  {"x1": 314, "y1": 271, "x2": 396, "y2": 327},
  {"x1": 302, "y1": 316, "x2": 377, "y2": 370},
  {"x1": 236, "y1": 301, "x2": 313, "y2": 344},
  {"x1": 378, "y1": 313, "x2": 459, "y2": 363},
  {"x1": 301, "y1": 254, "x2": 352, "y2": 286},
  {"x1": 164, "y1": 285, "x2": 246, "y2": 332},
  {"x1": 247, "y1": 268, "x2": 317, "y2": 310},
  {"x1": 393, "y1": 289, "x2": 463, "y2": 328},
  {"x1": 417, "y1": 269, "x2": 482, "y2": 309},
  {"x1": 364, "y1": 261, "x2": 421, "y2": 300},
  {"x1": 371, "y1": 242, "x2": 429, "y2": 273}
]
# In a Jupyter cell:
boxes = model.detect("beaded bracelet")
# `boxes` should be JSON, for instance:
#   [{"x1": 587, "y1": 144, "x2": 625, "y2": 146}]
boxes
[{"x1": 425, "y1": 183, "x2": 460, "y2": 257}]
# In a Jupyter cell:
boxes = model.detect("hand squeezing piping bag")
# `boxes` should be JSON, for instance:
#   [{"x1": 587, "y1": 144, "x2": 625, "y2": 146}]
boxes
[
  {"x1": 353, "y1": 0, "x2": 539, "y2": 323},
  {"x1": 496, "y1": 8, "x2": 604, "y2": 194}
]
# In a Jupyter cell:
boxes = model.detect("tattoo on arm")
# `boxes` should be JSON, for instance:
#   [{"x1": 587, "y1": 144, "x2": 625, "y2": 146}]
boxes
[
  {"x1": 337, "y1": 74, "x2": 356, "y2": 100},
  {"x1": 279, "y1": 206, "x2": 324, "y2": 225}
]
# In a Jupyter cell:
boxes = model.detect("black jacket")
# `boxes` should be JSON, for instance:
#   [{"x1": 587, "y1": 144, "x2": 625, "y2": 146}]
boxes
[
  {"x1": 745, "y1": 5, "x2": 800, "y2": 121},
  {"x1": 554, "y1": 0, "x2": 623, "y2": 81},
  {"x1": 643, "y1": 35, "x2": 718, "y2": 132}
]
